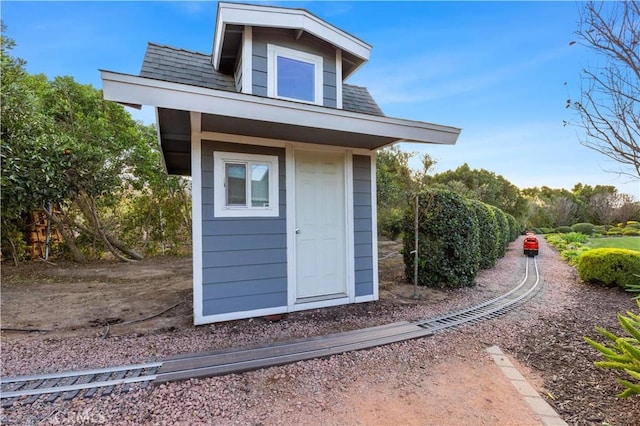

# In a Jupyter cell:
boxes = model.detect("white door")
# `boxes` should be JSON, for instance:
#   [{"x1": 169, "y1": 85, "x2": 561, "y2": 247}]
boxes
[{"x1": 295, "y1": 150, "x2": 347, "y2": 300}]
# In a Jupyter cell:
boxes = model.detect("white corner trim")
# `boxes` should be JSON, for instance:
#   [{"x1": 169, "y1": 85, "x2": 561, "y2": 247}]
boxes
[
  {"x1": 285, "y1": 144, "x2": 296, "y2": 310},
  {"x1": 370, "y1": 152, "x2": 379, "y2": 301},
  {"x1": 191, "y1": 112, "x2": 204, "y2": 325},
  {"x1": 345, "y1": 150, "x2": 355, "y2": 303},
  {"x1": 336, "y1": 49, "x2": 343, "y2": 109},
  {"x1": 355, "y1": 294, "x2": 376, "y2": 303},
  {"x1": 242, "y1": 26, "x2": 252, "y2": 94}
]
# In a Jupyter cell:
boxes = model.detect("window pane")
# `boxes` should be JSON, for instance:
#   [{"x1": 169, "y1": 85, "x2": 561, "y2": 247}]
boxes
[
  {"x1": 251, "y1": 164, "x2": 270, "y2": 207},
  {"x1": 277, "y1": 56, "x2": 314, "y2": 102},
  {"x1": 225, "y1": 163, "x2": 246, "y2": 206}
]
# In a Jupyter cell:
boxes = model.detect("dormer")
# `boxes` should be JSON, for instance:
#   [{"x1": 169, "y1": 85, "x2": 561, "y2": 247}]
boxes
[{"x1": 212, "y1": 2, "x2": 371, "y2": 108}]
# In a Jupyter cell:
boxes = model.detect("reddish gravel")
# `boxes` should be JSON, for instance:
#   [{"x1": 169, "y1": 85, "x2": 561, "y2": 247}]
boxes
[{"x1": 1, "y1": 236, "x2": 638, "y2": 425}]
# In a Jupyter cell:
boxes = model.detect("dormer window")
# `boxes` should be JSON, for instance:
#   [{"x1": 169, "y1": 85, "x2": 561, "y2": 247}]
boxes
[{"x1": 267, "y1": 44, "x2": 323, "y2": 105}]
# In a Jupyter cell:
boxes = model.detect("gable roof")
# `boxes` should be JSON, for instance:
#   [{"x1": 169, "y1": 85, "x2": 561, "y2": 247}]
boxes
[
  {"x1": 140, "y1": 43, "x2": 384, "y2": 116},
  {"x1": 213, "y1": 2, "x2": 371, "y2": 79}
]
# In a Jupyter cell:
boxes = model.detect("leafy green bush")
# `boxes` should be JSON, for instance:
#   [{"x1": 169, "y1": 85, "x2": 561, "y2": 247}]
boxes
[
  {"x1": 378, "y1": 207, "x2": 404, "y2": 240},
  {"x1": 468, "y1": 200, "x2": 499, "y2": 269},
  {"x1": 594, "y1": 225, "x2": 607, "y2": 236},
  {"x1": 546, "y1": 232, "x2": 590, "y2": 265},
  {"x1": 403, "y1": 189, "x2": 480, "y2": 288},
  {"x1": 584, "y1": 302, "x2": 640, "y2": 398},
  {"x1": 608, "y1": 226, "x2": 624, "y2": 236},
  {"x1": 572, "y1": 222, "x2": 596, "y2": 235},
  {"x1": 555, "y1": 226, "x2": 573, "y2": 234},
  {"x1": 506, "y1": 214, "x2": 520, "y2": 241},
  {"x1": 623, "y1": 228, "x2": 640, "y2": 236},
  {"x1": 627, "y1": 221, "x2": 640, "y2": 230},
  {"x1": 577, "y1": 248, "x2": 640, "y2": 289},
  {"x1": 491, "y1": 206, "x2": 509, "y2": 259}
]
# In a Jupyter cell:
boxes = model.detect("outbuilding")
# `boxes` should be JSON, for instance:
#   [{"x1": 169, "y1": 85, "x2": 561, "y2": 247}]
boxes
[{"x1": 101, "y1": 2, "x2": 461, "y2": 325}]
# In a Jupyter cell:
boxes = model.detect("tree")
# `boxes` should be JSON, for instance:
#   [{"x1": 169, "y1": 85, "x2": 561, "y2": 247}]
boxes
[
  {"x1": 548, "y1": 195, "x2": 578, "y2": 227},
  {"x1": 590, "y1": 192, "x2": 621, "y2": 229},
  {"x1": 429, "y1": 163, "x2": 529, "y2": 222},
  {"x1": 570, "y1": 1, "x2": 640, "y2": 178}
]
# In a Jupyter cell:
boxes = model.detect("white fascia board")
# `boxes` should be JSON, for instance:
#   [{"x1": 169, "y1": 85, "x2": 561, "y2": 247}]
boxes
[
  {"x1": 213, "y1": 2, "x2": 371, "y2": 70},
  {"x1": 100, "y1": 71, "x2": 461, "y2": 146}
]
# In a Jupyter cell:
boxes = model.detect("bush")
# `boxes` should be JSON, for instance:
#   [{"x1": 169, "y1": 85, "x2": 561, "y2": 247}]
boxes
[
  {"x1": 506, "y1": 214, "x2": 520, "y2": 241},
  {"x1": 623, "y1": 228, "x2": 640, "y2": 236},
  {"x1": 468, "y1": 200, "x2": 499, "y2": 269},
  {"x1": 491, "y1": 206, "x2": 509, "y2": 258},
  {"x1": 403, "y1": 189, "x2": 480, "y2": 288},
  {"x1": 378, "y1": 207, "x2": 404, "y2": 240},
  {"x1": 572, "y1": 222, "x2": 596, "y2": 235},
  {"x1": 556, "y1": 226, "x2": 573, "y2": 234},
  {"x1": 626, "y1": 221, "x2": 640, "y2": 230},
  {"x1": 594, "y1": 225, "x2": 607, "y2": 236},
  {"x1": 608, "y1": 226, "x2": 624, "y2": 236},
  {"x1": 577, "y1": 248, "x2": 640, "y2": 289}
]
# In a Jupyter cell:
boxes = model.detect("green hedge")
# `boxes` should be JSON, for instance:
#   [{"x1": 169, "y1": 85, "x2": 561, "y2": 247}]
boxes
[
  {"x1": 403, "y1": 189, "x2": 480, "y2": 288},
  {"x1": 492, "y1": 206, "x2": 509, "y2": 258},
  {"x1": 577, "y1": 248, "x2": 640, "y2": 289},
  {"x1": 468, "y1": 200, "x2": 500, "y2": 269},
  {"x1": 556, "y1": 226, "x2": 573, "y2": 234},
  {"x1": 623, "y1": 228, "x2": 640, "y2": 236},
  {"x1": 572, "y1": 222, "x2": 596, "y2": 235},
  {"x1": 607, "y1": 226, "x2": 624, "y2": 236},
  {"x1": 506, "y1": 214, "x2": 520, "y2": 241}
]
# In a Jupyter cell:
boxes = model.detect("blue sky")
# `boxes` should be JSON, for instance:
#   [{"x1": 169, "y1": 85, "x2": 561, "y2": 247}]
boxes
[{"x1": 3, "y1": 1, "x2": 639, "y2": 198}]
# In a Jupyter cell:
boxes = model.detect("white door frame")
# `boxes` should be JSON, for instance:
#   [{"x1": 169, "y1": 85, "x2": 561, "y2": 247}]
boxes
[{"x1": 286, "y1": 144, "x2": 355, "y2": 311}]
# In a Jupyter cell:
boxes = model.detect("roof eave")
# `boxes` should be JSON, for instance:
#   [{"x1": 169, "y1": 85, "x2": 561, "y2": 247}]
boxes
[{"x1": 100, "y1": 70, "x2": 461, "y2": 147}]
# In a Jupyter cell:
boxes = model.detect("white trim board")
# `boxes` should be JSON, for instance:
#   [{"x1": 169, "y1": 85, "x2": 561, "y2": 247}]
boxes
[{"x1": 190, "y1": 112, "x2": 204, "y2": 325}]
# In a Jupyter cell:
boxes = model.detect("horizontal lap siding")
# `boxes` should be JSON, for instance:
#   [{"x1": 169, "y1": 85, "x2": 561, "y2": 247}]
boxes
[
  {"x1": 252, "y1": 28, "x2": 337, "y2": 107},
  {"x1": 201, "y1": 141, "x2": 287, "y2": 316},
  {"x1": 353, "y1": 155, "x2": 374, "y2": 297}
]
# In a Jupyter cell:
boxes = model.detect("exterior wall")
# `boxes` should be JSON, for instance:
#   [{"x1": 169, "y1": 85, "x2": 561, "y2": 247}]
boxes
[
  {"x1": 251, "y1": 27, "x2": 337, "y2": 108},
  {"x1": 200, "y1": 140, "x2": 287, "y2": 316},
  {"x1": 352, "y1": 155, "x2": 374, "y2": 297}
]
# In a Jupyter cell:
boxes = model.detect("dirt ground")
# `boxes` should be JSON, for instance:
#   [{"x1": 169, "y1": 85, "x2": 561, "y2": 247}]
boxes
[{"x1": 0, "y1": 239, "x2": 545, "y2": 424}]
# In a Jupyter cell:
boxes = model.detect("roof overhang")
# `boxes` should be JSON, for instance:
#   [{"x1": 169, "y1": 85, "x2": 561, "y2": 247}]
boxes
[
  {"x1": 101, "y1": 70, "x2": 461, "y2": 175},
  {"x1": 213, "y1": 2, "x2": 372, "y2": 79}
]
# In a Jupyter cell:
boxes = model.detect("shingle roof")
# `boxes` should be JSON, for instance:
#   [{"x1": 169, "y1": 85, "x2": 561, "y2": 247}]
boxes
[{"x1": 140, "y1": 43, "x2": 384, "y2": 117}]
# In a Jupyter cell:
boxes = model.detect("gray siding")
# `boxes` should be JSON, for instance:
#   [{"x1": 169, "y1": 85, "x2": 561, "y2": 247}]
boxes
[
  {"x1": 353, "y1": 155, "x2": 374, "y2": 297},
  {"x1": 251, "y1": 27, "x2": 337, "y2": 107},
  {"x1": 201, "y1": 141, "x2": 287, "y2": 316}
]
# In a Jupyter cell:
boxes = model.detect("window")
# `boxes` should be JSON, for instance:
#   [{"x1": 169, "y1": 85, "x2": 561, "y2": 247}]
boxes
[
  {"x1": 267, "y1": 44, "x2": 323, "y2": 105},
  {"x1": 214, "y1": 152, "x2": 279, "y2": 217}
]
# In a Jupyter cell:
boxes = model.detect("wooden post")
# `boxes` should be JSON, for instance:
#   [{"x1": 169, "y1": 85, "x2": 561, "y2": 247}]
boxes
[{"x1": 413, "y1": 194, "x2": 419, "y2": 298}]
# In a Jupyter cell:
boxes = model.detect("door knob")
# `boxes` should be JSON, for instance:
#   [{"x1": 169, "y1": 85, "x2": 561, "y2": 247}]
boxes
[{"x1": 295, "y1": 228, "x2": 301, "y2": 234}]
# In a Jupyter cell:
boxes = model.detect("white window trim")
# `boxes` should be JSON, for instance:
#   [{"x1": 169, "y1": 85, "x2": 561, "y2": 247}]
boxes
[
  {"x1": 213, "y1": 151, "x2": 279, "y2": 218},
  {"x1": 267, "y1": 44, "x2": 323, "y2": 106}
]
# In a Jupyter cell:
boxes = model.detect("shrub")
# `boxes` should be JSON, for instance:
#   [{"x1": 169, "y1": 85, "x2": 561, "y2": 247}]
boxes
[
  {"x1": 626, "y1": 221, "x2": 640, "y2": 230},
  {"x1": 577, "y1": 248, "x2": 640, "y2": 289},
  {"x1": 608, "y1": 226, "x2": 624, "y2": 236},
  {"x1": 572, "y1": 222, "x2": 596, "y2": 235},
  {"x1": 555, "y1": 226, "x2": 573, "y2": 234},
  {"x1": 378, "y1": 207, "x2": 404, "y2": 240},
  {"x1": 584, "y1": 302, "x2": 640, "y2": 398},
  {"x1": 506, "y1": 214, "x2": 520, "y2": 241},
  {"x1": 468, "y1": 200, "x2": 499, "y2": 269},
  {"x1": 623, "y1": 228, "x2": 640, "y2": 236},
  {"x1": 403, "y1": 189, "x2": 480, "y2": 288},
  {"x1": 491, "y1": 206, "x2": 509, "y2": 258},
  {"x1": 594, "y1": 225, "x2": 607, "y2": 236}
]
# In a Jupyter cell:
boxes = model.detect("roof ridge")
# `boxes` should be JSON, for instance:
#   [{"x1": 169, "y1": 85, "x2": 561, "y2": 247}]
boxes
[{"x1": 147, "y1": 42, "x2": 211, "y2": 58}]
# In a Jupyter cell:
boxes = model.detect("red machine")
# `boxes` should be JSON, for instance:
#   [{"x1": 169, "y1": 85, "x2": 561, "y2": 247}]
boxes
[{"x1": 523, "y1": 232, "x2": 539, "y2": 257}]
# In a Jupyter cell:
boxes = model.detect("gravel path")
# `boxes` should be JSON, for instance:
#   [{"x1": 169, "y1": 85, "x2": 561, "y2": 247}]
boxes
[{"x1": 1, "y1": 236, "x2": 638, "y2": 425}]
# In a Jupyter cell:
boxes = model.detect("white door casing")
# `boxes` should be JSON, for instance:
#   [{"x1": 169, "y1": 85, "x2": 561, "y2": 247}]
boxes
[{"x1": 294, "y1": 149, "x2": 347, "y2": 301}]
